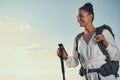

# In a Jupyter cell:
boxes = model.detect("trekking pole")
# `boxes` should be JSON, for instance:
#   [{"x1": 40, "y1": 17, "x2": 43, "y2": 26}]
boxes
[{"x1": 58, "y1": 43, "x2": 65, "y2": 80}]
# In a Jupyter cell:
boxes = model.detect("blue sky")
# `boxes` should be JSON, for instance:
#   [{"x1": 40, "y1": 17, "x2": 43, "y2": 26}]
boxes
[
  {"x1": 0, "y1": 0, "x2": 120, "y2": 80},
  {"x1": 0, "y1": 0, "x2": 120, "y2": 49}
]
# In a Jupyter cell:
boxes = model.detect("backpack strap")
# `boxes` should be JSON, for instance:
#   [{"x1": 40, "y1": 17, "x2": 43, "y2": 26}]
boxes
[
  {"x1": 75, "y1": 32, "x2": 88, "y2": 79},
  {"x1": 75, "y1": 32, "x2": 84, "y2": 59},
  {"x1": 96, "y1": 24, "x2": 114, "y2": 61},
  {"x1": 96, "y1": 24, "x2": 119, "y2": 77},
  {"x1": 96, "y1": 24, "x2": 114, "y2": 39}
]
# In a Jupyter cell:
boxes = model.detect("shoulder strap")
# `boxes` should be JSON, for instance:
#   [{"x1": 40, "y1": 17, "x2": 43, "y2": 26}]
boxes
[
  {"x1": 96, "y1": 24, "x2": 114, "y2": 61},
  {"x1": 96, "y1": 25, "x2": 119, "y2": 77},
  {"x1": 75, "y1": 32, "x2": 84, "y2": 65},
  {"x1": 96, "y1": 24, "x2": 114, "y2": 39},
  {"x1": 75, "y1": 32, "x2": 84, "y2": 52}
]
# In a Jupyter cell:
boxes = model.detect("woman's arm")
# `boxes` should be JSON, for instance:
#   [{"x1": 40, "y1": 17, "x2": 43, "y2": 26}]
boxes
[
  {"x1": 65, "y1": 37, "x2": 79, "y2": 67},
  {"x1": 102, "y1": 29, "x2": 120, "y2": 60}
]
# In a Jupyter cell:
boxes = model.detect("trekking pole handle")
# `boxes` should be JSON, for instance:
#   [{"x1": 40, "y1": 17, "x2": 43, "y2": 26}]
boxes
[
  {"x1": 58, "y1": 43, "x2": 64, "y2": 56},
  {"x1": 58, "y1": 43, "x2": 65, "y2": 80}
]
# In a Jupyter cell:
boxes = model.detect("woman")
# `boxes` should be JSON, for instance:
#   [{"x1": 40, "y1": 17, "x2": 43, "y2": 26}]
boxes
[{"x1": 57, "y1": 3, "x2": 120, "y2": 80}]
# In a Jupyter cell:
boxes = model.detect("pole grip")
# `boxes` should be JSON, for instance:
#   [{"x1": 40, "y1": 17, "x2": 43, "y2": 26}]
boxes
[{"x1": 58, "y1": 43, "x2": 65, "y2": 80}]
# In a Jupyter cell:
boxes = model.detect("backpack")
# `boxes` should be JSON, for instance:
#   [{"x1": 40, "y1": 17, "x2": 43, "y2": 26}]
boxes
[{"x1": 75, "y1": 24, "x2": 119, "y2": 78}]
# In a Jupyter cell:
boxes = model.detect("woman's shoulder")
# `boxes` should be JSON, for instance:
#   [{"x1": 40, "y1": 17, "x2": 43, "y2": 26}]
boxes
[
  {"x1": 102, "y1": 29, "x2": 115, "y2": 40},
  {"x1": 75, "y1": 32, "x2": 84, "y2": 39},
  {"x1": 96, "y1": 24, "x2": 114, "y2": 37}
]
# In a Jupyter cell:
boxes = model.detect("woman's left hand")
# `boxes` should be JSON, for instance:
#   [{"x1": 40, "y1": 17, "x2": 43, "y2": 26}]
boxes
[{"x1": 94, "y1": 34, "x2": 109, "y2": 48}]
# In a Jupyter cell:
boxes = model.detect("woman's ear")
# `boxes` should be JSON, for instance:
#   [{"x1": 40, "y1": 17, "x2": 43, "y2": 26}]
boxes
[{"x1": 89, "y1": 14, "x2": 93, "y2": 22}]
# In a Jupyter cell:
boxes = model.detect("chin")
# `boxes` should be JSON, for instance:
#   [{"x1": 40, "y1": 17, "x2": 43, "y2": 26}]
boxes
[
  {"x1": 79, "y1": 24, "x2": 84, "y2": 27},
  {"x1": 78, "y1": 22, "x2": 85, "y2": 27}
]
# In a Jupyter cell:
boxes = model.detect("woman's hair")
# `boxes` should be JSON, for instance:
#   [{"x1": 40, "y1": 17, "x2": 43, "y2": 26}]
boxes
[{"x1": 79, "y1": 3, "x2": 94, "y2": 21}]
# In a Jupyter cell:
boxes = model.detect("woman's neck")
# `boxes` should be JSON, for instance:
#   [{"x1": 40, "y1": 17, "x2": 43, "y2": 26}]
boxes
[{"x1": 84, "y1": 23, "x2": 96, "y2": 34}]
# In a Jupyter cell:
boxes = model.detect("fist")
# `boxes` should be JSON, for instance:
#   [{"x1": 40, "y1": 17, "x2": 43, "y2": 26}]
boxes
[
  {"x1": 94, "y1": 34, "x2": 108, "y2": 48},
  {"x1": 57, "y1": 47, "x2": 68, "y2": 60}
]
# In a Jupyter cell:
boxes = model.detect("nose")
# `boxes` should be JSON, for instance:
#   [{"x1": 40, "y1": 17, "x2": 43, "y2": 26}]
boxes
[{"x1": 77, "y1": 16, "x2": 81, "y2": 23}]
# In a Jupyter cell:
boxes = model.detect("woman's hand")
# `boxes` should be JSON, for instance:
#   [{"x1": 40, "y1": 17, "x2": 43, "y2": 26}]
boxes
[
  {"x1": 57, "y1": 47, "x2": 68, "y2": 60},
  {"x1": 94, "y1": 34, "x2": 109, "y2": 48}
]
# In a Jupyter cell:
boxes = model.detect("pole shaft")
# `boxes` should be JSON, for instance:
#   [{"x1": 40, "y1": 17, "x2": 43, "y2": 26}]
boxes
[{"x1": 60, "y1": 56, "x2": 65, "y2": 80}]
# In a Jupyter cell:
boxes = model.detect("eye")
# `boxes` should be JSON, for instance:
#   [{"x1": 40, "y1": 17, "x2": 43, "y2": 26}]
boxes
[
  {"x1": 79, "y1": 14, "x2": 82, "y2": 18},
  {"x1": 77, "y1": 14, "x2": 84, "y2": 19},
  {"x1": 79, "y1": 14, "x2": 82, "y2": 17}
]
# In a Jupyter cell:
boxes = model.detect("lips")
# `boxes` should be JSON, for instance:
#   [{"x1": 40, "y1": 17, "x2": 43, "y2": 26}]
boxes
[
  {"x1": 77, "y1": 18, "x2": 85, "y2": 25},
  {"x1": 79, "y1": 20, "x2": 84, "y2": 24}
]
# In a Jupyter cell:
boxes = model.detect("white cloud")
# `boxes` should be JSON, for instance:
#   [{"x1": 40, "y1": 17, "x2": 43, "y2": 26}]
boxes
[
  {"x1": 16, "y1": 44, "x2": 44, "y2": 52},
  {"x1": 20, "y1": 24, "x2": 31, "y2": 30},
  {"x1": 0, "y1": 21, "x2": 42, "y2": 48}
]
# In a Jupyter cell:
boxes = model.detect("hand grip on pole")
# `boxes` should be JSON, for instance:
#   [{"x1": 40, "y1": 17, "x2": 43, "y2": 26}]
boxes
[{"x1": 58, "y1": 43, "x2": 65, "y2": 80}]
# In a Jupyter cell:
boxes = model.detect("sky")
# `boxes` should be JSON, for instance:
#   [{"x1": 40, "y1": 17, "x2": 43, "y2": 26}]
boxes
[{"x1": 0, "y1": 0, "x2": 120, "y2": 80}]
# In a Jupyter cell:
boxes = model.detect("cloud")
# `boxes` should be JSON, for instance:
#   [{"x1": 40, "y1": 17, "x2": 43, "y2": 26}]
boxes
[
  {"x1": 20, "y1": 24, "x2": 31, "y2": 30},
  {"x1": 0, "y1": 20, "x2": 42, "y2": 48},
  {"x1": 17, "y1": 44, "x2": 44, "y2": 52}
]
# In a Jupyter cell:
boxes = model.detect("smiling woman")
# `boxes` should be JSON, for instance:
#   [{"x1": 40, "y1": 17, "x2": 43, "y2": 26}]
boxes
[
  {"x1": 57, "y1": 2, "x2": 120, "y2": 80},
  {"x1": 0, "y1": 0, "x2": 120, "y2": 80}
]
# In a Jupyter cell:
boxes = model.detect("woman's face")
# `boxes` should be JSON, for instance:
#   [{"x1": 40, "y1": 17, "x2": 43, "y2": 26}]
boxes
[{"x1": 77, "y1": 9, "x2": 93, "y2": 27}]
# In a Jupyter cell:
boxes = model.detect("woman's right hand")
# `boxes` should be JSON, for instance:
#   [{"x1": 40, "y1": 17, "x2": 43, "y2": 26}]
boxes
[{"x1": 57, "y1": 47, "x2": 68, "y2": 60}]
